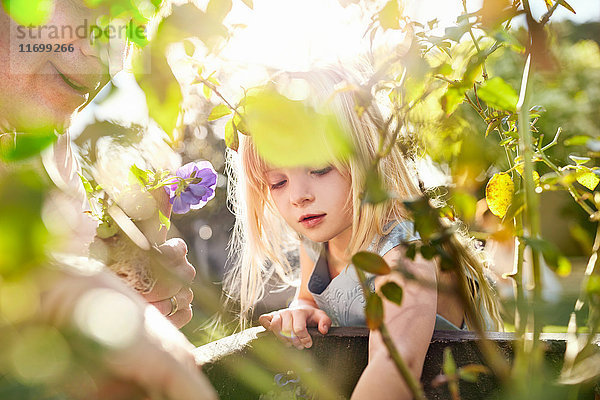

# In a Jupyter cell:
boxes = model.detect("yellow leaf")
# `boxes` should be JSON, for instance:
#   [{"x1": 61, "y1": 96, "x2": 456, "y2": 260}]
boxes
[
  {"x1": 576, "y1": 167, "x2": 600, "y2": 190},
  {"x1": 378, "y1": 0, "x2": 402, "y2": 30},
  {"x1": 485, "y1": 173, "x2": 514, "y2": 218},
  {"x1": 208, "y1": 104, "x2": 231, "y2": 121},
  {"x1": 224, "y1": 119, "x2": 239, "y2": 151},
  {"x1": 515, "y1": 164, "x2": 540, "y2": 186}
]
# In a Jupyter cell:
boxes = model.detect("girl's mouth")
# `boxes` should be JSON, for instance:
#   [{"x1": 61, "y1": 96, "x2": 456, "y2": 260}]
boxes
[{"x1": 299, "y1": 214, "x2": 326, "y2": 228}]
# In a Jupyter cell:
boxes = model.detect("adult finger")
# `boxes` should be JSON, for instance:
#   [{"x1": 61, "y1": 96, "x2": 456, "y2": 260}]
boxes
[
  {"x1": 143, "y1": 239, "x2": 195, "y2": 303},
  {"x1": 150, "y1": 287, "x2": 194, "y2": 328},
  {"x1": 158, "y1": 238, "x2": 196, "y2": 282},
  {"x1": 167, "y1": 305, "x2": 193, "y2": 329}
]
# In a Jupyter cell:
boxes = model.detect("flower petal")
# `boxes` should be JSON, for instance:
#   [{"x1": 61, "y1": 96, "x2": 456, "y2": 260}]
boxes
[
  {"x1": 172, "y1": 195, "x2": 191, "y2": 214},
  {"x1": 196, "y1": 167, "x2": 218, "y2": 187},
  {"x1": 175, "y1": 162, "x2": 200, "y2": 179},
  {"x1": 188, "y1": 184, "x2": 208, "y2": 198}
]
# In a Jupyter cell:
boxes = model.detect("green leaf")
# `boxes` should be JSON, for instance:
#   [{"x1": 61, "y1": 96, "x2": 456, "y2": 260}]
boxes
[
  {"x1": 477, "y1": 77, "x2": 519, "y2": 113},
  {"x1": 557, "y1": 0, "x2": 576, "y2": 14},
  {"x1": 96, "y1": 219, "x2": 118, "y2": 239},
  {"x1": 404, "y1": 197, "x2": 440, "y2": 241},
  {"x1": 443, "y1": 348, "x2": 457, "y2": 377},
  {"x1": 130, "y1": 164, "x2": 151, "y2": 187},
  {"x1": 420, "y1": 245, "x2": 437, "y2": 260},
  {"x1": 79, "y1": 174, "x2": 94, "y2": 194},
  {"x1": 378, "y1": 0, "x2": 401, "y2": 30},
  {"x1": 521, "y1": 237, "x2": 571, "y2": 276},
  {"x1": 0, "y1": 131, "x2": 57, "y2": 162},
  {"x1": 208, "y1": 104, "x2": 232, "y2": 121},
  {"x1": 449, "y1": 191, "x2": 477, "y2": 224},
  {"x1": 0, "y1": 169, "x2": 49, "y2": 277},
  {"x1": 365, "y1": 293, "x2": 384, "y2": 330},
  {"x1": 485, "y1": 119, "x2": 502, "y2": 137},
  {"x1": 352, "y1": 251, "x2": 391, "y2": 275},
  {"x1": 244, "y1": 88, "x2": 353, "y2": 167},
  {"x1": 586, "y1": 275, "x2": 600, "y2": 296},
  {"x1": 435, "y1": 63, "x2": 453, "y2": 76},
  {"x1": 458, "y1": 364, "x2": 490, "y2": 383},
  {"x1": 363, "y1": 167, "x2": 389, "y2": 205},
  {"x1": 158, "y1": 210, "x2": 171, "y2": 231},
  {"x1": 224, "y1": 119, "x2": 239, "y2": 151},
  {"x1": 441, "y1": 86, "x2": 465, "y2": 116},
  {"x1": 3, "y1": 0, "x2": 53, "y2": 26},
  {"x1": 405, "y1": 243, "x2": 417, "y2": 260},
  {"x1": 564, "y1": 136, "x2": 590, "y2": 146},
  {"x1": 127, "y1": 20, "x2": 149, "y2": 47},
  {"x1": 203, "y1": 84, "x2": 212, "y2": 100},
  {"x1": 380, "y1": 282, "x2": 403, "y2": 306},
  {"x1": 183, "y1": 39, "x2": 195, "y2": 57},
  {"x1": 133, "y1": 50, "x2": 182, "y2": 139},
  {"x1": 556, "y1": 256, "x2": 572, "y2": 277},
  {"x1": 233, "y1": 113, "x2": 250, "y2": 135},
  {"x1": 485, "y1": 173, "x2": 514, "y2": 218},
  {"x1": 569, "y1": 155, "x2": 591, "y2": 165}
]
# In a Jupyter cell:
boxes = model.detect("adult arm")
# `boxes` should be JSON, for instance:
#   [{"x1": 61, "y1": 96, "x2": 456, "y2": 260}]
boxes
[
  {"x1": 351, "y1": 247, "x2": 437, "y2": 400},
  {"x1": 41, "y1": 265, "x2": 216, "y2": 400}
]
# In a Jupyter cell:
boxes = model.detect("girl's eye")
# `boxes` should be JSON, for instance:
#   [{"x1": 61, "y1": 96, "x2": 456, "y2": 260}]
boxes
[
  {"x1": 270, "y1": 180, "x2": 286, "y2": 190},
  {"x1": 311, "y1": 166, "x2": 333, "y2": 176}
]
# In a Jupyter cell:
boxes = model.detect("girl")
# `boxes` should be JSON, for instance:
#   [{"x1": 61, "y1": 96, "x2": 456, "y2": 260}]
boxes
[{"x1": 225, "y1": 66, "x2": 502, "y2": 399}]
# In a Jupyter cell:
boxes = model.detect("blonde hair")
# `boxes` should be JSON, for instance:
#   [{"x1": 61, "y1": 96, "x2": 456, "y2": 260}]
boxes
[{"x1": 224, "y1": 65, "x2": 503, "y2": 331}]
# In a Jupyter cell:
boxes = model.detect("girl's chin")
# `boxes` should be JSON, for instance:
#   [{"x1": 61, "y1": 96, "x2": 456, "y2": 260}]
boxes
[{"x1": 300, "y1": 231, "x2": 334, "y2": 244}]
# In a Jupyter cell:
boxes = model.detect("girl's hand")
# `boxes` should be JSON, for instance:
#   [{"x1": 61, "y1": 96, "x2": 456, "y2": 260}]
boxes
[{"x1": 258, "y1": 306, "x2": 331, "y2": 349}]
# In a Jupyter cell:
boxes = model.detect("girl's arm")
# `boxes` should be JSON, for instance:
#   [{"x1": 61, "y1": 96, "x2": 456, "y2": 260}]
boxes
[
  {"x1": 351, "y1": 246, "x2": 438, "y2": 400},
  {"x1": 258, "y1": 242, "x2": 332, "y2": 349}
]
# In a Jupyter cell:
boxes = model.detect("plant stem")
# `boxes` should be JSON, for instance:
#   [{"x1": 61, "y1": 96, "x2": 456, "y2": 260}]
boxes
[
  {"x1": 517, "y1": 51, "x2": 546, "y2": 388},
  {"x1": 462, "y1": 0, "x2": 488, "y2": 80}
]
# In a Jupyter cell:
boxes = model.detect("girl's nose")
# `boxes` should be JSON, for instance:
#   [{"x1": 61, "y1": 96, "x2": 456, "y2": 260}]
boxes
[{"x1": 290, "y1": 183, "x2": 315, "y2": 207}]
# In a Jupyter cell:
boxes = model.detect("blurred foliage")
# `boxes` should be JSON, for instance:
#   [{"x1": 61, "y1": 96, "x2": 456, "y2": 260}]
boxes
[
  {"x1": 2, "y1": 0, "x2": 600, "y2": 398},
  {"x1": 0, "y1": 169, "x2": 49, "y2": 278}
]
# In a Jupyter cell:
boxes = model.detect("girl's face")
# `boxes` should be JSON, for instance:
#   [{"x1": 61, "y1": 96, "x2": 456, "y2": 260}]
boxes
[{"x1": 265, "y1": 165, "x2": 353, "y2": 243}]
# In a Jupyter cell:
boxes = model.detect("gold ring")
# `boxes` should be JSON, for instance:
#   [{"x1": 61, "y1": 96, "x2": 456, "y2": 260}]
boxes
[{"x1": 167, "y1": 296, "x2": 178, "y2": 317}]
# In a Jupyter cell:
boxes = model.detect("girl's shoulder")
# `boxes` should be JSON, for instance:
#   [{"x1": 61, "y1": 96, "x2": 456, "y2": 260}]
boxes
[{"x1": 369, "y1": 220, "x2": 420, "y2": 257}]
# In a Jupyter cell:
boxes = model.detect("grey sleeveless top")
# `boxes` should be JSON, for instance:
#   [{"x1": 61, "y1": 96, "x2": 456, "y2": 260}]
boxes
[{"x1": 305, "y1": 220, "x2": 466, "y2": 331}]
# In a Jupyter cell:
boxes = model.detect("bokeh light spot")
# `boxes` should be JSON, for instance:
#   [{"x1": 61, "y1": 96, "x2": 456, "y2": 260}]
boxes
[{"x1": 73, "y1": 288, "x2": 142, "y2": 349}]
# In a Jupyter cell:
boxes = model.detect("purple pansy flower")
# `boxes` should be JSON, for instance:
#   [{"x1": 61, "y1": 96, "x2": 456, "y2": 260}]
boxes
[{"x1": 164, "y1": 161, "x2": 217, "y2": 214}]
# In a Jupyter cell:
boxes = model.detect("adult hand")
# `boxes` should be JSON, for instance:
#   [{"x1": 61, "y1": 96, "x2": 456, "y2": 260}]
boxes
[
  {"x1": 125, "y1": 188, "x2": 197, "y2": 329},
  {"x1": 41, "y1": 266, "x2": 217, "y2": 400},
  {"x1": 259, "y1": 306, "x2": 331, "y2": 349},
  {"x1": 142, "y1": 238, "x2": 196, "y2": 328}
]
